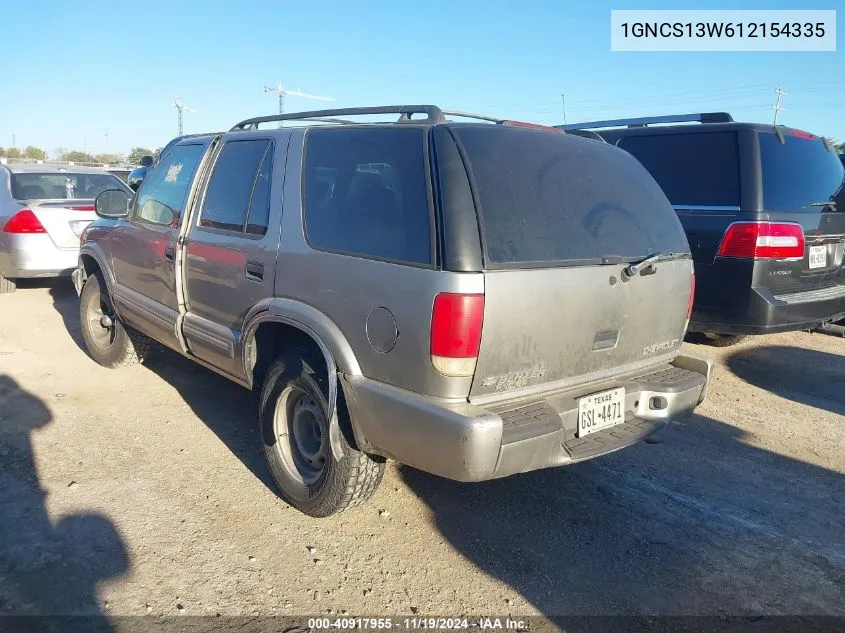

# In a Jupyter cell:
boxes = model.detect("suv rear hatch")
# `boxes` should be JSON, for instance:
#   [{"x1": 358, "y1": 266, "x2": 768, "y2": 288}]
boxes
[
  {"x1": 441, "y1": 125, "x2": 694, "y2": 399},
  {"x1": 753, "y1": 130, "x2": 845, "y2": 297}
]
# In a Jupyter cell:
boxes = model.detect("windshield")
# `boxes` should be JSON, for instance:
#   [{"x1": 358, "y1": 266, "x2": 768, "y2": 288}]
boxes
[
  {"x1": 11, "y1": 172, "x2": 131, "y2": 200},
  {"x1": 760, "y1": 131, "x2": 844, "y2": 211},
  {"x1": 452, "y1": 125, "x2": 689, "y2": 267}
]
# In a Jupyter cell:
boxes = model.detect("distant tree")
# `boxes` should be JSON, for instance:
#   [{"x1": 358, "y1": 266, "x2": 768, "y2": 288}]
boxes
[
  {"x1": 92, "y1": 153, "x2": 124, "y2": 165},
  {"x1": 3, "y1": 147, "x2": 22, "y2": 159},
  {"x1": 836, "y1": 142, "x2": 845, "y2": 154},
  {"x1": 23, "y1": 146, "x2": 47, "y2": 160},
  {"x1": 61, "y1": 150, "x2": 93, "y2": 162},
  {"x1": 127, "y1": 147, "x2": 154, "y2": 165}
]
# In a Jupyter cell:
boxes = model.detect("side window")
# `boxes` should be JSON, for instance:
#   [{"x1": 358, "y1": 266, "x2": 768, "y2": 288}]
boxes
[
  {"x1": 619, "y1": 132, "x2": 741, "y2": 207},
  {"x1": 200, "y1": 139, "x2": 270, "y2": 232},
  {"x1": 303, "y1": 127, "x2": 431, "y2": 265},
  {"x1": 134, "y1": 144, "x2": 206, "y2": 226},
  {"x1": 245, "y1": 147, "x2": 273, "y2": 236}
]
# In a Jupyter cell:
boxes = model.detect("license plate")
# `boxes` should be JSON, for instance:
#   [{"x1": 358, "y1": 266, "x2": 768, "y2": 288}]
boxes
[
  {"x1": 70, "y1": 220, "x2": 91, "y2": 238},
  {"x1": 809, "y1": 245, "x2": 827, "y2": 269},
  {"x1": 577, "y1": 387, "x2": 625, "y2": 437}
]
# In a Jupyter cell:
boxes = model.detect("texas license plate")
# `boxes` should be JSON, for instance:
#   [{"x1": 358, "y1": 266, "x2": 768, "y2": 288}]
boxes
[
  {"x1": 809, "y1": 245, "x2": 827, "y2": 269},
  {"x1": 577, "y1": 387, "x2": 625, "y2": 437}
]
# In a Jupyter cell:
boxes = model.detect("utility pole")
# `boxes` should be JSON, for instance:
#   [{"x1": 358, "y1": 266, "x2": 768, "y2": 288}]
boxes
[
  {"x1": 173, "y1": 98, "x2": 197, "y2": 136},
  {"x1": 561, "y1": 93, "x2": 567, "y2": 126},
  {"x1": 772, "y1": 86, "x2": 787, "y2": 125},
  {"x1": 263, "y1": 80, "x2": 333, "y2": 128},
  {"x1": 11, "y1": 134, "x2": 15, "y2": 148}
]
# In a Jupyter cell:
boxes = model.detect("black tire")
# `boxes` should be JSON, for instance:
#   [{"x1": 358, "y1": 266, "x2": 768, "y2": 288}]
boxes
[
  {"x1": 79, "y1": 273, "x2": 151, "y2": 368},
  {"x1": 0, "y1": 275, "x2": 16, "y2": 294},
  {"x1": 703, "y1": 333, "x2": 748, "y2": 347},
  {"x1": 259, "y1": 352, "x2": 385, "y2": 517}
]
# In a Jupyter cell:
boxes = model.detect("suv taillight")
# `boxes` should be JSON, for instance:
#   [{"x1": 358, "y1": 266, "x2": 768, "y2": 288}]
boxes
[
  {"x1": 430, "y1": 293, "x2": 484, "y2": 377},
  {"x1": 3, "y1": 209, "x2": 45, "y2": 234},
  {"x1": 688, "y1": 273, "x2": 695, "y2": 322},
  {"x1": 718, "y1": 222, "x2": 805, "y2": 260}
]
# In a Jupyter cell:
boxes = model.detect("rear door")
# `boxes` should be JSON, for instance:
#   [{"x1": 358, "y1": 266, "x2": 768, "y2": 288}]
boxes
[
  {"x1": 182, "y1": 133, "x2": 286, "y2": 379},
  {"x1": 446, "y1": 126, "x2": 694, "y2": 399},
  {"x1": 757, "y1": 130, "x2": 845, "y2": 296}
]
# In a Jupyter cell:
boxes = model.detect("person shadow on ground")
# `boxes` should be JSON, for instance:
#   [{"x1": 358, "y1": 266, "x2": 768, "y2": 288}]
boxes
[{"x1": 0, "y1": 375, "x2": 128, "y2": 632}]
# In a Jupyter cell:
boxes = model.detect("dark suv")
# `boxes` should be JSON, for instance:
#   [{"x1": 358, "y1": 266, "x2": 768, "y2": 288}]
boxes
[
  {"x1": 561, "y1": 113, "x2": 845, "y2": 346},
  {"x1": 73, "y1": 106, "x2": 710, "y2": 516}
]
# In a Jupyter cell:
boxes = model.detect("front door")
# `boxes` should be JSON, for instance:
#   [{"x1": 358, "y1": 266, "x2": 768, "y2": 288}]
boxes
[
  {"x1": 182, "y1": 132, "x2": 287, "y2": 378},
  {"x1": 110, "y1": 141, "x2": 211, "y2": 351}
]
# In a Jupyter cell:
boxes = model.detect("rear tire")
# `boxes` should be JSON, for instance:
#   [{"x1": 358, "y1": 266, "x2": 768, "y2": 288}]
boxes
[
  {"x1": 79, "y1": 273, "x2": 151, "y2": 368},
  {"x1": 703, "y1": 333, "x2": 748, "y2": 347},
  {"x1": 0, "y1": 275, "x2": 16, "y2": 294},
  {"x1": 259, "y1": 351, "x2": 385, "y2": 517}
]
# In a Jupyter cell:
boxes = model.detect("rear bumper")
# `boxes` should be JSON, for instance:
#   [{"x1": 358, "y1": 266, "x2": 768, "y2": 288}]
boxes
[
  {"x1": 690, "y1": 282, "x2": 845, "y2": 335},
  {"x1": 0, "y1": 234, "x2": 79, "y2": 279},
  {"x1": 341, "y1": 353, "x2": 713, "y2": 482}
]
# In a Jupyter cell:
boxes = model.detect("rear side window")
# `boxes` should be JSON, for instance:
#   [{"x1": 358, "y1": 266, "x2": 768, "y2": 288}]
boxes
[
  {"x1": 760, "y1": 132, "x2": 844, "y2": 212},
  {"x1": 303, "y1": 127, "x2": 432, "y2": 265},
  {"x1": 619, "y1": 132, "x2": 741, "y2": 207},
  {"x1": 452, "y1": 126, "x2": 688, "y2": 266},
  {"x1": 201, "y1": 139, "x2": 271, "y2": 232}
]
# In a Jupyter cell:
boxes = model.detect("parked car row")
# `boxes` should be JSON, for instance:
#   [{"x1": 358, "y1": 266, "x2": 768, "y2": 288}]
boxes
[{"x1": 3, "y1": 105, "x2": 842, "y2": 520}]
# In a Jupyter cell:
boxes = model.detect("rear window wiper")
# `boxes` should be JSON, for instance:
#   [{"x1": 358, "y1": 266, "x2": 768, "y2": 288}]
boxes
[
  {"x1": 622, "y1": 251, "x2": 688, "y2": 280},
  {"x1": 804, "y1": 201, "x2": 837, "y2": 210}
]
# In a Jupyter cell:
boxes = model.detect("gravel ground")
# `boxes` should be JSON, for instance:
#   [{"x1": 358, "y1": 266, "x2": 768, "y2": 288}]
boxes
[{"x1": 0, "y1": 280, "x2": 843, "y2": 621}]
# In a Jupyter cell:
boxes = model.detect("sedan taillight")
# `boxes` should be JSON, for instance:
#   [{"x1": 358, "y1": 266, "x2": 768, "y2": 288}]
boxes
[{"x1": 3, "y1": 209, "x2": 46, "y2": 234}]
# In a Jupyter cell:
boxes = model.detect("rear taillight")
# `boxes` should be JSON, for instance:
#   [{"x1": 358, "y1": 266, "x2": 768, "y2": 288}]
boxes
[
  {"x1": 3, "y1": 209, "x2": 45, "y2": 234},
  {"x1": 430, "y1": 293, "x2": 484, "y2": 377},
  {"x1": 718, "y1": 222, "x2": 804, "y2": 260},
  {"x1": 687, "y1": 273, "x2": 695, "y2": 322}
]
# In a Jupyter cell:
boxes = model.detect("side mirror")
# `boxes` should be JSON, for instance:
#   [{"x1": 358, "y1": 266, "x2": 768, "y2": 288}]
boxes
[
  {"x1": 139, "y1": 155, "x2": 154, "y2": 167},
  {"x1": 95, "y1": 189, "x2": 130, "y2": 219}
]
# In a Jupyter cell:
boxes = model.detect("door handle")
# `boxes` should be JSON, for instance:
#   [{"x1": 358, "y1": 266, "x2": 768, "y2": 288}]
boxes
[
  {"x1": 164, "y1": 246, "x2": 175, "y2": 261},
  {"x1": 245, "y1": 261, "x2": 264, "y2": 281}
]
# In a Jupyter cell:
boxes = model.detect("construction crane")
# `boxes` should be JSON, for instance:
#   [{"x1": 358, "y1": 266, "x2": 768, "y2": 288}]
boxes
[
  {"x1": 173, "y1": 98, "x2": 197, "y2": 136},
  {"x1": 263, "y1": 81, "x2": 333, "y2": 127}
]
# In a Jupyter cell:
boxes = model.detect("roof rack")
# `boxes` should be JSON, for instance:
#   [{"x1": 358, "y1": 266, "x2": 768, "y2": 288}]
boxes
[
  {"x1": 557, "y1": 112, "x2": 733, "y2": 131},
  {"x1": 231, "y1": 105, "x2": 565, "y2": 132}
]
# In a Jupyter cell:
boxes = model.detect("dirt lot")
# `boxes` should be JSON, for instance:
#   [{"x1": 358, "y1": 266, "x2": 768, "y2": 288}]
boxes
[{"x1": 1, "y1": 280, "x2": 843, "y2": 620}]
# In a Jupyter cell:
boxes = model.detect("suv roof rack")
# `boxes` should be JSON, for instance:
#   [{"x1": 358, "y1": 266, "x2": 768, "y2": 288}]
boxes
[
  {"x1": 231, "y1": 105, "x2": 564, "y2": 132},
  {"x1": 557, "y1": 112, "x2": 734, "y2": 131}
]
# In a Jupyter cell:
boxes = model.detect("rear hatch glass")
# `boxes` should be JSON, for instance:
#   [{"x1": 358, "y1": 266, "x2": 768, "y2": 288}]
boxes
[
  {"x1": 760, "y1": 131, "x2": 844, "y2": 212},
  {"x1": 448, "y1": 126, "x2": 693, "y2": 398},
  {"x1": 451, "y1": 126, "x2": 689, "y2": 267}
]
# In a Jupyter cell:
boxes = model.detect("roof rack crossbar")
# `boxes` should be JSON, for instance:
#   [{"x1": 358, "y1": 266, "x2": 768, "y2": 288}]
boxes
[
  {"x1": 231, "y1": 105, "x2": 446, "y2": 130},
  {"x1": 440, "y1": 109, "x2": 503, "y2": 123},
  {"x1": 556, "y1": 112, "x2": 733, "y2": 131}
]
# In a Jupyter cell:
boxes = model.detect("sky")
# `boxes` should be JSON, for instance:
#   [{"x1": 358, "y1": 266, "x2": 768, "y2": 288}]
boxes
[{"x1": 0, "y1": 0, "x2": 842, "y2": 157}]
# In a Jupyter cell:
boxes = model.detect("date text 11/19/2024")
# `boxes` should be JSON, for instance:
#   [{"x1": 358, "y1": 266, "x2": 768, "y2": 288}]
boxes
[{"x1": 307, "y1": 618, "x2": 528, "y2": 631}]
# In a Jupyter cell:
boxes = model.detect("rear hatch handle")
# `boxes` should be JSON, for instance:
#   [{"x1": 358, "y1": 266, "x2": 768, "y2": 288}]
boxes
[{"x1": 621, "y1": 252, "x2": 689, "y2": 280}]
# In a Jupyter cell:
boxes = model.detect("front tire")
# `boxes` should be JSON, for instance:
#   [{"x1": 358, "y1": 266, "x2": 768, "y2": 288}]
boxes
[
  {"x1": 0, "y1": 275, "x2": 16, "y2": 294},
  {"x1": 259, "y1": 352, "x2": 385, "y2": 517},
  {"x1": 79, "y1": 273, "x2": 151, "y2": 368}
]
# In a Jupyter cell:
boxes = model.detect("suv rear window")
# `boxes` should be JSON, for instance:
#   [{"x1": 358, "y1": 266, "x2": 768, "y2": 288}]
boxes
[
  {"x1": 452, "y1": 126, "x2": 688, "y2": 266},
  {"x1": 303, "y1": 127, "x2": 432, "y2": 265},
  {"x1": 618, "y1": 131, "x2": 741, "y2": 207},
  {"x1": 760, "y1": 131, "x2": 844, "y2": 211}
]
